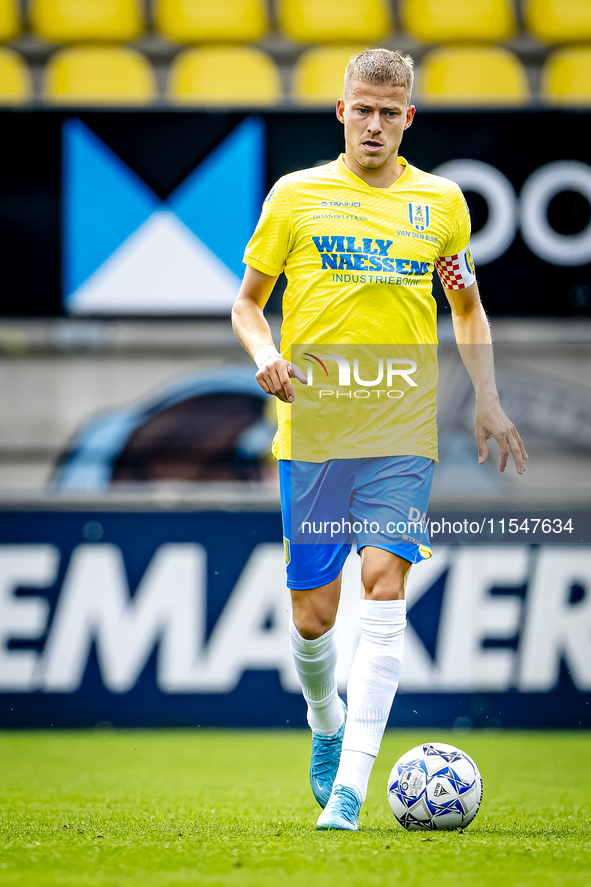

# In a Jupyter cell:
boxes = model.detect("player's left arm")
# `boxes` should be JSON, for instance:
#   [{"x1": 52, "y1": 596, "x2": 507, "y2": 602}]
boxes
[{"x1": 444, "y1": 281, "x2": 528, "y2": 475}]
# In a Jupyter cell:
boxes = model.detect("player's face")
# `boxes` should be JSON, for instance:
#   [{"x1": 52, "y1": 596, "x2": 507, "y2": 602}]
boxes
[{"x1": 336, "y1": 81, "x2": 415, "y2": 171}]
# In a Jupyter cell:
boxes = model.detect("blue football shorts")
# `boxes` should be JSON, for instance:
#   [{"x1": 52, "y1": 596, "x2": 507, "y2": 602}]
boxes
[{"x1": 279, "y1": 455, "x2": 434, "y2": 590}]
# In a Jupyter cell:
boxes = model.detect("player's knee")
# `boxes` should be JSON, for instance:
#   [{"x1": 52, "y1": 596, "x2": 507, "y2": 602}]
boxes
[
  {"x1": 292, "y1": 608, "x2": 335, "y2": 640},
  {"x1": 363, "y1": 566, "x2": 406, "y2": 601}
]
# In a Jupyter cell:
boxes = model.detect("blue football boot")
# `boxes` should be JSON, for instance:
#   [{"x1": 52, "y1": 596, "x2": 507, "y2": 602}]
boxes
[
  {"x1": 309, "y1": 700, "x2": 346, "y2": 808},
  {"x1": 316, "y1": 784, "x2": 362, "y2": 831}
]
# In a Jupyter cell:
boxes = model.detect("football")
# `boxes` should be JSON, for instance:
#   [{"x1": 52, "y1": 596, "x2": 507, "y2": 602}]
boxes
[{"x1": 387, "y1": 742, "x2": 483, "y2": 831}]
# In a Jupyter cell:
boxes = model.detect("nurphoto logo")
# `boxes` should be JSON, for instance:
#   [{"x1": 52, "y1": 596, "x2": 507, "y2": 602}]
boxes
[{"x1": 302, "y1": 353, "x2": 418, "y2": 400}]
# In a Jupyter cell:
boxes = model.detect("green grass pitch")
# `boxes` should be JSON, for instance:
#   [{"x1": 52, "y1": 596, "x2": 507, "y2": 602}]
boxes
[{"x1": 1, "y1": 729, "x2": 589, "y2": 886}]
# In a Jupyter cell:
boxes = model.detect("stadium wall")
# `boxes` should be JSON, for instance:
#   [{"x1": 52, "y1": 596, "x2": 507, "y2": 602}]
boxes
[{"x1": 1, "y1": 506, "x2": 590, "y2": 729}]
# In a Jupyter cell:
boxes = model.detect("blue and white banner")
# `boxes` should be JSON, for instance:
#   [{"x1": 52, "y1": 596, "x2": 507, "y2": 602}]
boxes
[
  {"x1": 1, "y1": 110, "x2": 590, "y2": 317},
  {"x1": 63, "y1": 117, "x2": 265, "y2": 314},
  {"x1": 1, "y1": 510, "x2": 589, "y2": 728}
]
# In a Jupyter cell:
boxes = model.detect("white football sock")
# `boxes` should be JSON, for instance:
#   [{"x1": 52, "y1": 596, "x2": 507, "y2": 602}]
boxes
[
  {"x1": 335, "y1": 598, "x2": 407, "y2": 803},
  {"x1": 289, "y1": 616, "x2": 344, "y2": 736},
  {"x1": 333, "y1": 749, "x2": 375, "y2": 804}
]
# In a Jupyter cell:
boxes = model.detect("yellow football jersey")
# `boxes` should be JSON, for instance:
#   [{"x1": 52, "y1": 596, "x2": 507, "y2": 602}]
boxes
[{"x1": 243, "y1": 154, "x2": 472, "y2": 461}]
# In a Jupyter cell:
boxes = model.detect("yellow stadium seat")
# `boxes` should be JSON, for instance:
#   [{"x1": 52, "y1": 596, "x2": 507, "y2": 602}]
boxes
[
  {"x1": 168, "y1": 46, "x2": 281, "y2": 105},
  {"x1": 154, "y1": 0, "x2": 267, "y2": 44},
  {"x1": 0, "y1": 48, "x2": 31, "y2": 104},
  {"x1": 30, "y1": 0, "x2": 144, "y2": 43},
  {"x1": 42, "y1": 46, "x2": 156, "y2": 105},
  {"x1": 419, "y1": 45, "x2": 530, "y2": 105},
  {"x1": 279, "y1": 0, "x2": 391, "y2": 44},
  {"x1": 541, "y1": 45, "x2": 591, "y2": 105},
  {"x1": 525, "y1": 0, "x2": 591, "y2": 43},
  {"x1": 0, "y1": 0, "x2": 20, "y2": 42},
  {"x1": 402, "y1": 0, "x2": 516, "y2": 43},
  {"x1": 292, "y1": 45, "x2": 368, "y2": 105}
]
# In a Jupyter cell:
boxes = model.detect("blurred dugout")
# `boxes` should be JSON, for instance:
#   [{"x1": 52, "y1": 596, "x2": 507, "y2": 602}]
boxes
[
  {"x1": 52, "y1": 367, "x2": 276, "y2": 490},
  {"x1": 0, "y1": 0, "x2": 589, "y2": 106}
]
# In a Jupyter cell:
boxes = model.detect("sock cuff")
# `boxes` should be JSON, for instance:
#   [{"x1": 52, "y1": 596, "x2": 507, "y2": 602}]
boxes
[
  {"x1": 358, "y1": 598, "x2": 407, "y2": 636},
  {"x1": 342, "y1": 738, "x2": 382, "y2": 757},
  {"x1": 289, "y1": 615, "x2": 337, "y2": 654}
]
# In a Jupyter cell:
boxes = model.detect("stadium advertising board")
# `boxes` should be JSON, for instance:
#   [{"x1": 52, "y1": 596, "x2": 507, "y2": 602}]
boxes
[
  {"x1": 1, "y1": 509, "x2": 590, "y2": 729},
  {"x1": 0, "y1": 110, "x2": 589, "y2": 317}
]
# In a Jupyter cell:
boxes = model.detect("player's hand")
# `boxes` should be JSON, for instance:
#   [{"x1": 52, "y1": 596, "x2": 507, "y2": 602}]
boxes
[
  {"x1": 255, "y1": 357, "x2": 307, "y2": 403},
  {"x1": 475, "y1": 393, "x2": 528, "y2": 474}
]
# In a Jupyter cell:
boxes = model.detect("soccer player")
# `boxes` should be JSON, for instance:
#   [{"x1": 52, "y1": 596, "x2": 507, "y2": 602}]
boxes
[{"x1": 231, "y1": 49, "x2": 527, "y2": 831}]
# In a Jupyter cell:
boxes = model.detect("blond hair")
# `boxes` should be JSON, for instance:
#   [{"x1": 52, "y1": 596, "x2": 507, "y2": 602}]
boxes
[{"x1": 344, "y1": 48, "x2": 414, "y2": 104}]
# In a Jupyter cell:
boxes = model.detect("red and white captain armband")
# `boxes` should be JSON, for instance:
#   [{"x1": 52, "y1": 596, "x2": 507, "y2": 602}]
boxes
[
  {"x1": 435, "y1": 245, "x2": 476, "y2": 291},
  {"x1": 254, "y1": 345, "x2": 282, "y2": 369}
]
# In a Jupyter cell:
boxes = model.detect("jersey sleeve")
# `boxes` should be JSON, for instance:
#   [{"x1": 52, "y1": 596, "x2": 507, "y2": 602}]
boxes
[
  {"x1": 439, "y1": 186, "x2": 471, "y2": 258},
  {"x1": 243, "y1": 179, "x2": 293, "y2": 277},
  {"x1": 435, "y1": 186, "x2": 476, "y2": 290}
]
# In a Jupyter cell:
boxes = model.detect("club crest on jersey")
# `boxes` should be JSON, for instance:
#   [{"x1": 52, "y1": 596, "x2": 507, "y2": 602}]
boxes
[{"x1": 408, "y1": 203, "x2": 431, "y2": 232}]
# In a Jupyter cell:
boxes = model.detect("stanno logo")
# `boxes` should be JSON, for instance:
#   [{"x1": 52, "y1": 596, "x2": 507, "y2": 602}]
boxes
[
  {"x1": 409, "y1": 203, "x2": 431, "y2": 232},
  {"x1": 321, "y1": 201, "x2": 361, "y2": 207}
]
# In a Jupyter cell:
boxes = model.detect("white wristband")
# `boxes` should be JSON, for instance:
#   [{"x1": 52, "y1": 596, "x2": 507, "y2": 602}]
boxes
[{"x1": 254, "y1": 345, "x2": 281, "y2": 369}]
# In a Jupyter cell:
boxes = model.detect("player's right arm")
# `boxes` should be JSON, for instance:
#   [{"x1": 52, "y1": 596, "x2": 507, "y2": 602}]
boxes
[
  {"x1": 232, "y1": 178, "x2": 306, "y2": 403},
  {"x1": 232, "y1": 266, "x2": 303, "y2": 404}
]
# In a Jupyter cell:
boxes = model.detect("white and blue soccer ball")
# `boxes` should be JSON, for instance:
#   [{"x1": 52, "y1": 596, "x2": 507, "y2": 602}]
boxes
[{"x1": 387, "y1": 742, "x2": 483, "y2": 831}]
